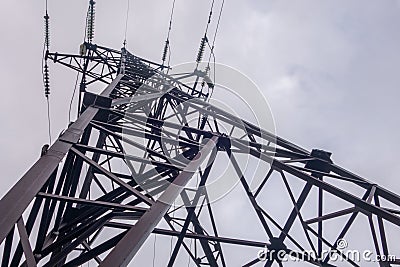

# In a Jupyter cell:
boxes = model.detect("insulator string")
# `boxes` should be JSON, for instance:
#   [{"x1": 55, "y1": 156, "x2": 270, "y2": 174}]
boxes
[
  {"x1": 42, "y1": 0, "x2": 52, "y2": 144},
  {"x1": 161, "y1": 40, "x2": 169, "y2": 64},
  {"x1": 44, "y1": 63, "x2": 50, "y2": 98},
  {"x1": 162, "y1": 0, "x2": 176, "y2": 68},
  {"x1": 41, "y1": 45, "x2": 52, "y2": 144},
  {"x1": 75, "y1": 0, "x2": 96, "y2": 120},
  {"x1": 196, "y1": 36, "x2": 207, "y2": 63},
  {"x1": 69, "y1": 1, "x2": 94, "y2": 123},
  {"x1": 43, "y1": 0, "x2": 50, "y2": 98},
  {"x1": 195, "y1": 0, "x2": 215, "y2": 67},
  {"x1": 86, "y1": 0, "x2": 96, "y2": 43},
  {"x1": 201, "y1": 65, "x2": 211, "y2": 88},
  {"x1": 44, "y1": 13, "x2": 50, "y2": 50}
]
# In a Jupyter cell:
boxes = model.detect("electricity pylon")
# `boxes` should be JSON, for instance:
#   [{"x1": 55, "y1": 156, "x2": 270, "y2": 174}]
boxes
[{"x1": 0, "y1": 42, "x2": 399, "y2": 267}]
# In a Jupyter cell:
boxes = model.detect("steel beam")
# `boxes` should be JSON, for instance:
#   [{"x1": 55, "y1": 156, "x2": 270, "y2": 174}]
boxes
[
  {"x1": 0, "y1": 76, "x2": 123, "y2": 244},
  {"x1": 100, "y1": 136, "x2": 218, "y2": 267}
]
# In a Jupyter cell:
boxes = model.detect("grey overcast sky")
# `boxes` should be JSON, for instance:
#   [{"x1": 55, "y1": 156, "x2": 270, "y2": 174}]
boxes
[
  {"x1": 1, "y1": 0, "x2": 399, "y2": 197},
  {"x1": 1, "y1": 0, "x2": 400, "y2": 265}
]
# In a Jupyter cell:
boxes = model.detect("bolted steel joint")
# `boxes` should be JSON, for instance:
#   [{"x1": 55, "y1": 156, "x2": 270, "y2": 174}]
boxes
[{"x1": 217, "y1": 133, "x2": 231, "y2": 151}]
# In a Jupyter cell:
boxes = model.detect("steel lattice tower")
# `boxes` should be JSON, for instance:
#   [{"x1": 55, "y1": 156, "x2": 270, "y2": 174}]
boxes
[{"x1": 1, "y1": 39, "x2": 400, "y2": 266}]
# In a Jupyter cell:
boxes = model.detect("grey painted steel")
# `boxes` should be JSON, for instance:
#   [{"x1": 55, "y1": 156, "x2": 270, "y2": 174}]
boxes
[
  {"x1": 0, "y1": 76, "x2": 123, "y2": 243},
  {"x1": 1, "y1": 41, "x2": 400, "y2": 266},
  {"x1": 100, "y1": 136, "x2": 218, "y2": 267}
]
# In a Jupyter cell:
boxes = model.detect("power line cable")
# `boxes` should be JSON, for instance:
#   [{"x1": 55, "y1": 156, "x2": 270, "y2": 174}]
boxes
[
  {"x1": 152, "y1": 234, "x2": 157, "y2": 267},
  {"x1": 46, "y1": 94, "x2": 52, "y2": 144},
  {"x1": 68, "y1": 72, "x2": 80, "y2": 123},
  {"x1": 206, "y1": 0, "x2": 225, "y2": 68},
  {"x1": 204, "y1": 0, "x2": 215, "y2": 37},
  {"x1": 204, "y1": 0, "x2": 225, "y2": 99},
  {"x1": 123, "y1": 0, "x2": 130, "y2": 47}
]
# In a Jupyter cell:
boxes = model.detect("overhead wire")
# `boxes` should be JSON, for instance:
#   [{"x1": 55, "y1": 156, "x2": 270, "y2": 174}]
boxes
[
  {"x1": 123, "y1": 0, "x2": 130, "y2": 47},
  {"x1": 204, "y1": 0, "x2": 215, "y2": 38},
  {"x1": 208, "y1": 0, "x2": 225, "y2": 60},
  {"x1": 46, "y1": 97, "x2": 52, "y2": 144},
  {"x1": 152, "y1": 234, "x2": 157, "y2": 267},
  {"x1": 68, "y1": 72, "x2": 80, "y2": 123},
  {"x1": 204, "y1": 0, "x2": 225, "y2": 100}
]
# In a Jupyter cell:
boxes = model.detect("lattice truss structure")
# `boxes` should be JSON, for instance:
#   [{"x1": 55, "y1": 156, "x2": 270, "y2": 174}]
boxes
[{"x1": 0, "y1": 43, "x2": 400, "y2": 267}]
